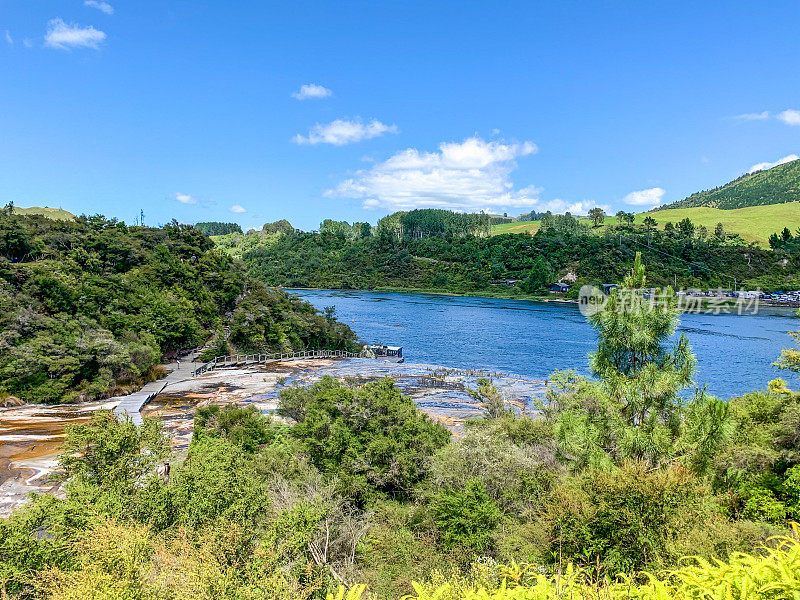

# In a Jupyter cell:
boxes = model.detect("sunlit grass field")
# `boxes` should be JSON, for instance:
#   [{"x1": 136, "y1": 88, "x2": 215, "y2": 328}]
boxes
[
  {"x1": 491, "y1": 203, "x2": 800, "y2": 246},
  {"x1": 11, "y1": 206, "x2": 76, "y2": 221}
]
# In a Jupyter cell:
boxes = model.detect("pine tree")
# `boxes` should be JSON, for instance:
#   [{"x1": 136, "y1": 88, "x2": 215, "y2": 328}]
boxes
[{"x1": 586, "y1": 252, "x2": 697, "y2": 464}]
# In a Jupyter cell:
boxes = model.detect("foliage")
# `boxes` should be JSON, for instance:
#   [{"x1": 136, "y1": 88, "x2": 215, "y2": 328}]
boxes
[
  {"x1": 538, "y1": 462, "x2": 716, "y2": 573},
  {"x1": 467, "y1": 378, "x2": 508, "y2": 419},
  {"x1": 278, "y1": 376, "x2": 450, "y2": 503},
  {"x1": 660, "y1": 157, "x2": 800, "y2": 210},
  {"x1": 216, "y1": 207, "x2": 800, "y2": 299},
  {"x1": 393, "y1": 526, "x2": 800, "y2": 599},
  {"x1": 0, "y1": 212, "x2": 356, "y2": 403},
  {"x1": 433, "y1": 479, "x2": 501, "y2": 553},
  {"x1": 229, "y1": 285, "x2": 358, "y2": 353},
  {"x1": 428, "y1": 421, "x2": 556, "y2": 512},
  {"x1": 588, "y1": 207, "x2": 605, "y2": 227},
  {"x1": 59, "y1": 411, "x2": 170, "y2": 490},
  {"x1": 193, "y1": 404, "x2": 283, "y2": 452},
  {"x1": 194, "y1": 221, "x2": 243, "y2": 236}
]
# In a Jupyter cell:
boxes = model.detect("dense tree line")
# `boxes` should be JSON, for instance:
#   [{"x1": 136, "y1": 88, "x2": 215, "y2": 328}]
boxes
[
  {"x1": 217, "y1": 211, "x2": 800, "y2": 294},
  {"x1": 0, "y1": 213, "x2": 356, "y2": 404},
  {"x1": 194, "y1": 221, "x2": 243, "y2": 236},
  {"x1": 2, "y1": 255, "x2": 799, "y2": 598},
  {"x1": 375, "y1": 209, "x2": 492, "y2": 240}
]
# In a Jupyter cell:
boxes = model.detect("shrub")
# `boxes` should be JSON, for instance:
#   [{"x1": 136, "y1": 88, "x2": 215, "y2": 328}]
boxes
[
  {"x1": 433, "y1": 479, "x2": 501, "y2": 554},
  {"x1": 278, "y1": 377, "x2": 450, "y2": 502},
  {"x1": 537, "y1": 462, "x2": 717, "y2": 574}
]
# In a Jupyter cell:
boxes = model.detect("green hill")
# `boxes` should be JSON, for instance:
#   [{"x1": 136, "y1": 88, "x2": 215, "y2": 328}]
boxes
[
  {"x1": 492, "y1": 203, "x2": 800, "y2": 246},
  {"x1": 658, "y1": 158, "x2": 800, "y2": 210},
  {"x1": 11, "y1": 206, "x2": 76, "y2": 221}
]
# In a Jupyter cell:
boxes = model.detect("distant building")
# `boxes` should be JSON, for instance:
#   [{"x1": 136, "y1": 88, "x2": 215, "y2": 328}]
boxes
[
  {"x1": 549, "y1": 282, "x2": 571, "y2": 293},
  {"x1": 602, "y1": 283, "x2": 618, "y2": 295},
  {"x1": 369, "y1": 344, "x2": 404, "y2": 363}
]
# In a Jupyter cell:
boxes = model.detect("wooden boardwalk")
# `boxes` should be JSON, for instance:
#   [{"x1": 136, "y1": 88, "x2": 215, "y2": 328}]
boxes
[
  {"x1": 192, "y1": 349, "x2": 361, "y2": 377},
  {"x1": 112, "y1": 349, "x2": 361, "y2": 424},
  {"x1": 112, "y1": 352, "x2": 200, "y2": 425}
]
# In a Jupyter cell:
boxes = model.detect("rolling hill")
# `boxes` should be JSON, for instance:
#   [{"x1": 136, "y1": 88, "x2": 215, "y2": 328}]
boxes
[
  {"x1": 11, "y1": 206, "x2": 76, "y2": 221},
  {"x1": 491, "y1": 203, "x2": 800, "y2": 246},
  {"x1": 657, "y1": 158, "x2": 800, "y2": 210}
]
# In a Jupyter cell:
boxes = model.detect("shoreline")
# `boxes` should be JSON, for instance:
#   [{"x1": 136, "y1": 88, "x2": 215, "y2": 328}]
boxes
[
  {"x1": 283, "y1": 286, "x2": 799, "y2": 314},
  {"x1": 0, "y1": 358, "x2": 545, "y2": 517}
]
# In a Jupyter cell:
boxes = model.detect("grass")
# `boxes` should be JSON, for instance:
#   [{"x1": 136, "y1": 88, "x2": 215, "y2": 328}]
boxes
[
  {"x1": 491, "y1": 203, "x2": 800, "y2": 247},
  {"x1": 12, "y1": 206, "x2": 76, "y2": 221}
]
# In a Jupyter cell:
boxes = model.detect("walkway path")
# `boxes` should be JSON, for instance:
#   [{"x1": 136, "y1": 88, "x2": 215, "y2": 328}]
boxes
[{"x1": 112, "y1": 352, "x2": 200, "y2": 425}]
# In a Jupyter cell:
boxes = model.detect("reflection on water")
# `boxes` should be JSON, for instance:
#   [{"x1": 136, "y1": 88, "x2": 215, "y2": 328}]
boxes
[{"x1": 294, "y1": 289, "x2": 800, "y2": 398}]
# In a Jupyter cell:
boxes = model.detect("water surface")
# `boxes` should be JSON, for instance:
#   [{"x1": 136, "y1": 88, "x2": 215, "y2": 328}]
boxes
[{"x1": 293, "y1": 289, "x2": 799, "y2": 398}]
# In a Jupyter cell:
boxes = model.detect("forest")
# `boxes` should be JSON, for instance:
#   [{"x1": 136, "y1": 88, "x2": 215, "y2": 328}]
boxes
[
  {"x1": 214, "y1": 209, "x2": 800, "y2": 295},
  {"x1": 0, "y1": 210, "x2": 356, "y2": 405},
  {"x1": 1, "y1": 254, "x2": 799, "y2": 599}
]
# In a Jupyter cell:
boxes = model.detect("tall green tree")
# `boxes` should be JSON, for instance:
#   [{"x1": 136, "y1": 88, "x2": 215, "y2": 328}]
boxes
[
  {"x1": 523, "y1": 255, "x2": 552, "y2": 292},
  {"x1": 588, "y1": 207, "x2": 605, "y2": 227},
  {"x1": 546, "y1": 252, "x2": 704, "y2": 469}
]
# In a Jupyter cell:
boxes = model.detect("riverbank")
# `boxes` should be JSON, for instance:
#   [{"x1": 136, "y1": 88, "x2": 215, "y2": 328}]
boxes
[
  {"x1": 285, "y1": 285, "x2": 567, "y2": 303},
  {"x1": 285, "y1": 285, "x2": 800, "y2": 313},
  {"x1": 0, "y1": 358, "x2": 545, "y2": 517}
]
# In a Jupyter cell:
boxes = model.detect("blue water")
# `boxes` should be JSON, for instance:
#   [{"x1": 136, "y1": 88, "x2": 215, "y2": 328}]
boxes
[{"x1": 292, "y1": 289, "x2": 800, "y2": 399}]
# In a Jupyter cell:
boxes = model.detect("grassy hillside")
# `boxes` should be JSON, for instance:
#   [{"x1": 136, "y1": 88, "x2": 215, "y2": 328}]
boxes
[
  {"x1": 11, "y1": 206, "x2": 76, "y2": 220},
  {"x1": 659, "y1": 158, "x2": 800, "y2": 210},
  {"x1": 492, "y1": 203, "x2": 800, "y2": 246}
]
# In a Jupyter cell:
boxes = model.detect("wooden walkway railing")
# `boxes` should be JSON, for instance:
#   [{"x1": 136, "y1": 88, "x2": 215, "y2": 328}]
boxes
[{"x1": 192, "y1": 349, "x2": 361, "y2": 377}]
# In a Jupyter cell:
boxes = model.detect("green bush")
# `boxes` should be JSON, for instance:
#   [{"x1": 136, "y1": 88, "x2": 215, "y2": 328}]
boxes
[
  {"x1": 433, "y1": 479, "x2": 501, "y2": 554},
  {"x1": 278, "y1": 376, "x2": 450, "y2": 503}
]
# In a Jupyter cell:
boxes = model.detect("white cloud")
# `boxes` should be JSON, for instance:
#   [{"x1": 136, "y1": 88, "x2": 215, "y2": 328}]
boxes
[
  {"x1": 84, "y1": 0, "x2": 114, "y2": 15},
  {"x1": 539, "y1": 199, "x2": 606, "y2": 215},
  {"x1": 174, "y1": 193, "x2": 197, "y2": 205},
  {"x1": 291, "y1": 84, "x2": 332, "y2": 100},
  {"x1": 4, "y1": 30, "x2": 12, "y2": 45},
  {"x1": 325, "y1": 136, "x2": 542, "y2": 211},
  {"x1": 44, "y1": 18, "x2": 106, "y2": 50},
  {"x1": 733, "y1": 111, "x2": 770, "y2": 121},
  {"x1": 229, "y1": 205, "x2": 246, "y2": 213},
  {"x1": 748, "y1": 154, "x2": 799, "y2": 174},
  {"x1": 621, "y1": 187, "x2": 665, "y2": 206},
  {"x1": 778, "y1": 109, "x2": 800, "y2": 126},
  {"x1": 23, "y1": 38, "x2": 33, "y2": 48},
  {"x1": 293, "y1": 118, "x2": 398, "y2": 146}
]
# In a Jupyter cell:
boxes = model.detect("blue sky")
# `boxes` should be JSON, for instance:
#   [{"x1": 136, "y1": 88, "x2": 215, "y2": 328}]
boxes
[{"x1": 2, "y1": 1, "x2": 800, "y2": 230}]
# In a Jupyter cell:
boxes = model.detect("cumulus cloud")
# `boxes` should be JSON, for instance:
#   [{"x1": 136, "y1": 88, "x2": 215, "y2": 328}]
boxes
[
  {"x1": 44, "y1": 18, "x2": 106, "y2": 50},
  {"x1": 174, "y1": 193, "x2": 197, "y2": 205},
  {"x1": 5, "y1": 30, "x2": 12, "y2": 45},
  {"x1": 84, "y1": 1, "x2": 114, "y2": 15},
  {"x1": 325, "y1": 136, "x2": 542, "y2": 211},
  {"x1": 229, "y1": 205, "x2": 246, "y2": 213},
  {"x1": 778, "y1": 110, "x2": 800, "y2": 126},
  {"x1": 732, "y1": 111, "x2": 770, "y2": 121},
  {"x1": 291, "y1": 84, "x2": 332, "y2": 100},
  {"x1": 748, "y1": 154, "x2": 800, "y2": 174},
  {"x1": 540, "y1": 199, "x2": 607, "y2": 215},
  {"x1": 622, "y1": 187, "x2": 665, "y2": 206},
  {"x1": 293, "y1": 118, "x2": 398, "y2": 146}
]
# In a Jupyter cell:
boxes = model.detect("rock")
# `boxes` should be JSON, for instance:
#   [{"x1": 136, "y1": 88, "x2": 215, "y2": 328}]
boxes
[{"x1": 0, "y1": 396, "x2": 24, "y2": 407}]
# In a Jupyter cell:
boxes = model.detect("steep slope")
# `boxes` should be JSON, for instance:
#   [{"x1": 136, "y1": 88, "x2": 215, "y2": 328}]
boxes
[
  {"x1": 0, "y1": 212, "x2": 357, "y2": 404},
  {"x1": 658, "y1": 159, "x2": 800, "y2": 210}
]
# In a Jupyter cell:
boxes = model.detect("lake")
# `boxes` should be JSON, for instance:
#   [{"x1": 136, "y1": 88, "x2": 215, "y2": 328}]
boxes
[{"x1": 292, "y1": 289, "x2": 800, "y2": 399}]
